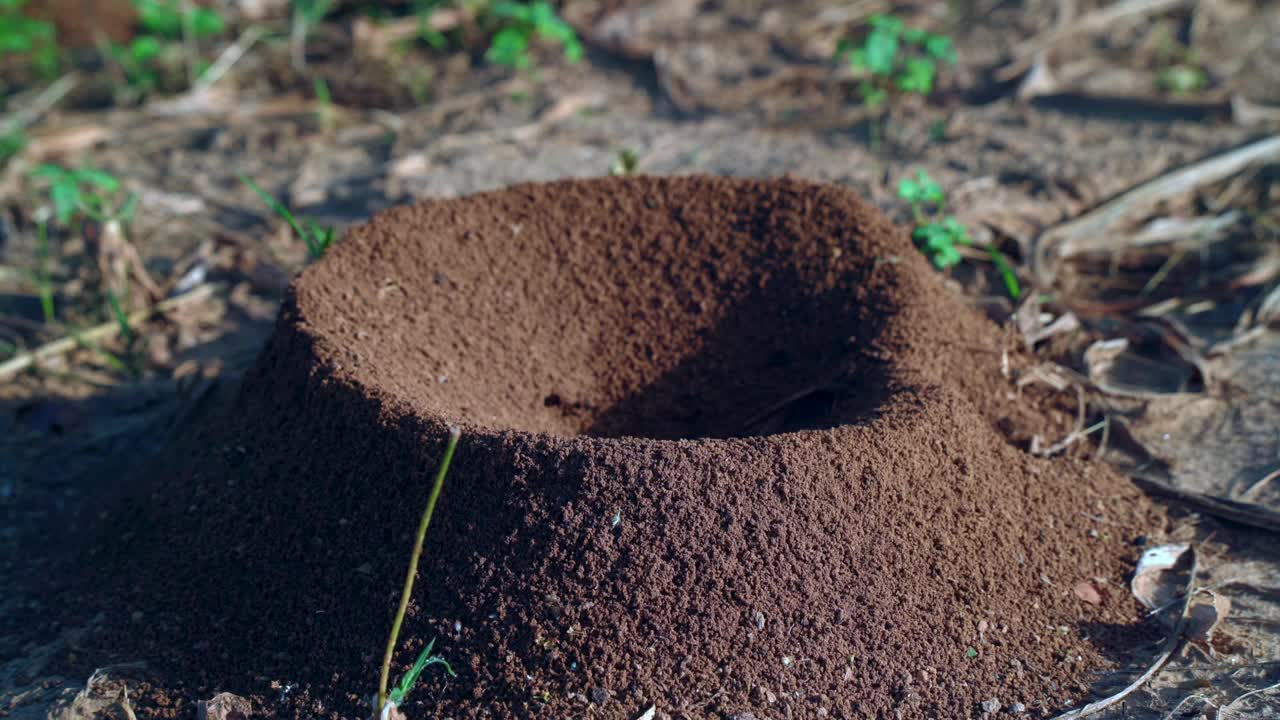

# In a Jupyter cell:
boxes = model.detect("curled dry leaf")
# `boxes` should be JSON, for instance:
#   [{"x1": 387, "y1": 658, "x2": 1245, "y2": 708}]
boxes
[
  {"x1": 1186, "y1": 593, "x2": 1231, "y2": 644},
  {"x1": 1074, "y1": 580, "x2": 1103, "y2": 605},
  {"x1": 1131, "y1": 543, "x2": 1192, "y2": 611}
]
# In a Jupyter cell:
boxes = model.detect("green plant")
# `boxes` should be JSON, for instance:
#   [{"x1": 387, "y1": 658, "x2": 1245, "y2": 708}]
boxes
[
  {"x1": 1158, "y1": 64, "x2": 1207, "y2": 94},
  {"x1": 0, "y1": 0, "x2": 58, "y2": 77},
  {"x1": 291, "y1": 0, "x2": 337, "y2": 69},
  {"x1": 836, "y1": 15, "x2": 956, "y2": 146},
  {"x1": 110, "y1": 0, "x2": 226, "y2": 93},
  {"x1": 313, "y1": 76, "x2": 336, "y2": 131},
  {"x1": 136, "y1": 0, "x2": 225, "y2": 38},
  {"x1": 485, "y1": 1, "x2": 583, "y2": 69},
  {"x1": 898, "y1": 169, "x2": 1021, "y2": 298},
  {"x1": 34, "y1": 219, "x2": 54, "y2": 323},
  {"x1": 386, "y1": 639, "x2": 456, "y2": 713},
  {"x1": 610, "y1": 148, "x2": 638, "y2": 176},
  {"x1": 377, "y1": 426, "x2": 462, "y2": 718},
  {"x1": 31, "y1": 163, "x2": 124, "y2": 225},
  {"x1": 1154, "y1": 27, "x2": 1207, "y2": 95},
  {"x1": 239, "y1": 175, "x2": 337, "y2": 259}
]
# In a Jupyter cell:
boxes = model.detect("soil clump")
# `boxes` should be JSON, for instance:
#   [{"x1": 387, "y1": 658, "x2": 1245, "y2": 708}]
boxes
[{"x1": 64, "y1": 176, "x2": 1159, "y2": 719}]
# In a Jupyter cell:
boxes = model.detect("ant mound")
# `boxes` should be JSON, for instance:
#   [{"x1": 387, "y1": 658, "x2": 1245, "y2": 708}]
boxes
[{"x1": 82, "y1": 177, "x2": 1157, "y2": 719}]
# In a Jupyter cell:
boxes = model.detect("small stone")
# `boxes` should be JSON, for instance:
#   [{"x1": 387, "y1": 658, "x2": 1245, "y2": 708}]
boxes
[
  {"x1": 197, "y1": 692, "x2": 252, "y2": 720},
  {"x1": 588, "y1": 687, "x2": 610, "y2": 703},
  {"x1": 130, "y1": 611, "x2": 144, "y2": 622},
  {"x1": 981, "y1": 698, "x2": 1002, "y2": 714},
  {"x1": 1011, "y1": 702, "x2": 1027, "y2": 713}
]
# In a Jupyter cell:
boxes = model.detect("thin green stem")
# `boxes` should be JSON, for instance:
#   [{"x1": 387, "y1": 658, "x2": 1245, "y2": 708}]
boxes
[
  {"x1": 378, "y1": 425, "x2": 462, "y2": 716},
  {"x1": 36, "y1": 220, "x2": 54, "y2": 324}
]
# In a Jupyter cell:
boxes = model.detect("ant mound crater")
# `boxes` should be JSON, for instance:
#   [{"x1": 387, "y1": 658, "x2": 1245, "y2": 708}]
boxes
[
  {"x1": 83, "y1": 176, "x2": 1156, "y2": 720},
  {"x1": 292, "y1": 175, "x2": 912, "y2": 441}
]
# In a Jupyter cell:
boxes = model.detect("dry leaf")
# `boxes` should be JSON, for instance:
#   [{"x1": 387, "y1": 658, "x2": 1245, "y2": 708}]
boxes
[
  {"x1": 1186, "y1": 593, "x2": 1232, "y2": 643},
  {"x1": 1131, "y1": 543, "x2": 1192, "y2": 611},
  {"x1": 1074, "y1": 580, "x2": 1103, "y2": 605}
]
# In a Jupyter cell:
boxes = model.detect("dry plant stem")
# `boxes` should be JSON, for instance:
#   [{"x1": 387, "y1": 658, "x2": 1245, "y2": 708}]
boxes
[
  {"x1": 1002, "y1": 0, "x2": 1193, "y2": 77},
  {"x1": 1129, "y1": 476, "x2": 1280, "y2": 533},
  {"x1": 1050, "y1": 547, "x2": 1199, "y2": 719},
  {"x1": 0, "y1": 74, "x2": 79, "y2": 137},
  {"x1": 377, "y1": 425, "x2": 462, "y2": 716},
  {"x1": 1217, "y1": 680, "x2": 1280, "y2": 719},
  {"x1": 0, "y1": 283, "x2": 217, "y2": 382},
  {"x1": 1033, "y1": 135, "x2": 1280, "y2": 286},
  {"x1": 196, "y1": 26, "x2": 266, "y2": 91}
]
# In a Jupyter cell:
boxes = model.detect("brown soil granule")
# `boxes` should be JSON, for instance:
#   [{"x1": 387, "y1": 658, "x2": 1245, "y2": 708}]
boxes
[{"x1": 65, "y1": 176, "x2": 1159, "y2": 719}]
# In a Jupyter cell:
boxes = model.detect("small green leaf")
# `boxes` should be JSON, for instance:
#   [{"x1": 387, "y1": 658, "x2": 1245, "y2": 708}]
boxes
[
  {"x1": 137, "y1": 0, "x2": 182, "y2": 36},
  {"x1": 191, "y1": 7, "x2": 225, "y2": 38},
  {"x1": 862, "y1": 27, "x2": 899, "y2": 76},
  {"x1": 75, "y1": 167, "x2": 121, "y2": 193},
  {"x1": 897, "y1": 57, "x2": 936, "y2": 94},
  {"x1": 860, "y1": 81, "x2": 887, "y2": 109},
  {"x1": 486, "y1": 27, "x2": 531, "y2": 68},
  {"x1": 867, "y1": 14, "x2": 904, "y2": 35},
  {"x1": 966, "y1": 646, "x2": 979, "y2": 659},
  {"x1": 129, "y1": 36, "x2": 163, "y2": 63},
  {"x1": 388, "y1": 639, "x2": 456, "y2": 707},
  {"x1": 1158, "y1": 64, "x2": 1206, "y2": 94},
  {"x1": 924, "y1": 34, "x2": 957, "y2": 64},
  {"x1": 51, "y1": 182, "x2": 80, "y2": 223}
]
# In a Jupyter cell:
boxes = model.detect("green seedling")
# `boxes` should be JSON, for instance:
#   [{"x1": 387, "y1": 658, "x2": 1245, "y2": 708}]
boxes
[
  {"x1": 106, "y1": 290, "x2": 136, "y2": 348},
  {"x1": 239, "y1": 175, "x2": 337, "y2": 259},
  {"x1": 34, "y1": 220, "x2": 54, "y2": 323},
  {"x1": 610, "y1": 148, "x2": 639, "y2": 176},
  {"x1": 1154, "y1": 28, "x2": 1208, "y2": 95},
  {"x1": 485, "y1": 1, "x2": 584, "y2": 69},
  {"x1": 837, "y1": 15, "x2": 956, "y2": 146},
  {"x1": 136, "y1": 0, "x2": 225, "y2": 38},
  {"x1": 313, "y1": 76, "x2": 336, "y2": 131},
  {"x1": 898, "y1": 169, "x2": 1022, "y2": 298},
  {"x1": 377, "y1": 427, "x2": 462, "y2": 719},
  {"x1": 1158, "y1": 65, "x2": 1207, "y2": 94},
  {"x1": 31, "y1": 163, "x2": 124, "y2": 225},
  {"x1": 110, "y1": 0, "x2": 226, "y2": 94},
  {"x1": 0, "y1": 0, "x2": 58, "y2": 77},
  {"x1": 385, "y1": 639, "x2": 456, "y2": 713}
]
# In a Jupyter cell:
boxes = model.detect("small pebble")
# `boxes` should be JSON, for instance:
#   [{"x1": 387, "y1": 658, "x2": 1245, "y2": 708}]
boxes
[
  {"x1": 1011, "y1": 702, "x2": 1027, "y2": 713},
  {"x1": 981, "y1": 698, "x2": 1002, "y2": 713},
  {"x1": 589, "y1": 687, "x2": 609, "y2": 704}
]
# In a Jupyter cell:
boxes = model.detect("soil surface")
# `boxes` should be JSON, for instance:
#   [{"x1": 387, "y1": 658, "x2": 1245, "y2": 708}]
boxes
[{"x1": 43, "y1": 176, "x2": 1162, "y2": 719}]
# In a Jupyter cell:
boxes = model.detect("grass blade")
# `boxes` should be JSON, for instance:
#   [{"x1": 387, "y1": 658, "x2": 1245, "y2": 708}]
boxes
[{"x1": 377, "y1": 426, "x2": 462, "y2": 716}]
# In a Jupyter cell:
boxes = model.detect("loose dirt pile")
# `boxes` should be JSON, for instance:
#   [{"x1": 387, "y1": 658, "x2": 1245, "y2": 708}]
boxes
[{"x1": 62, "y1": 176, "x2": 1159, "y2": 719}]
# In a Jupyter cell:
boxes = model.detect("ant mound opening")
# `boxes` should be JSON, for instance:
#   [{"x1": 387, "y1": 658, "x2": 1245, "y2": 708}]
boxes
[
  {"x1": 293, "y1": 175, "x2": 907, "y2": 441},
  {"x1": 72, "y1": 177, "x2": 1159, "y2": 720}
]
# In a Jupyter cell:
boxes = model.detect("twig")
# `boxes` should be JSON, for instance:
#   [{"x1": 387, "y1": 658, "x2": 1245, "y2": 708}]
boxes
[
  {"x1": 1238, "y1": 467, "x2": 1280, "y2": 503},
  {"x1": 1000, "y1": 0, "x2": 1193, "y2": 80},
  {"x1": 1050, "y1": 546, "x2": 1198, "y2": 719},
  {"x1": 378, "y1": 426, "x2": 462, "y2": 717},
  {"x1": 181, "y1": 0, "x2": 198, "y2": 87},
  {"x1": 0, "y1": 73, "x2": 79, "y2": 137},
  {"x1": 1217, "y1": 680, "x2": 1280, "y2": 719},
  {"x1": 196, "y1": 25, "x2": 267, "y2": 91},
  {"x1": 1129, "y1": 475, "x2": 1280, "y2": 533},
  {"x1": 0, "y1": 284, "x2": 218, "y2": 382},
  {"x1": 1033, "y1": 135, "x2": 1280, "y2": 287}
]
